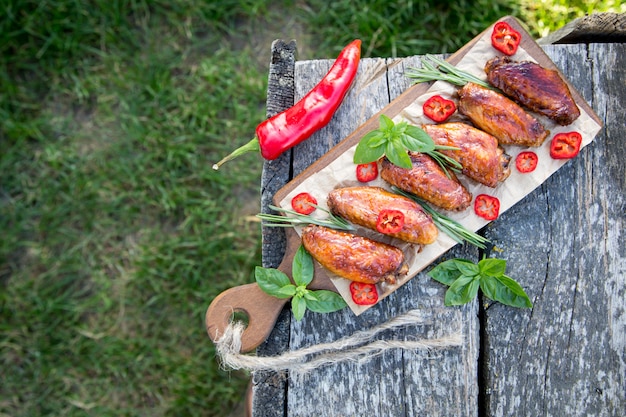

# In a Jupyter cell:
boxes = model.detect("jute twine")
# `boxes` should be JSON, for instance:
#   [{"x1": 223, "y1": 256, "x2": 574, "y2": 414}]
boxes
[{"x1": 215, "y1": 309, "x2": 463, "y2": 374}]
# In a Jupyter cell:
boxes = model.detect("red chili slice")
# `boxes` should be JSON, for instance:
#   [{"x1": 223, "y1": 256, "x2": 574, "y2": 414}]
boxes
[
  {"x1": 376, "y1": 209, "x2": 404, "y2": 234},
  {"x1": 349, "y1": 281, "x2": 379, "y2": 305},
  {"x1": 474, "y1": 194, "x2": 500, "y2": 221},
  {"x1": 515, "y1": 151, "x2": 538, "y2": 173},
  {"x1": 356, "y1": 162, "x2": 378, "y2": 182},
  {"x1": 550, "y1": 131, "x2": 582, "y2": 159},
  {"x1": 291, "y1": 192, "x2": 317, "y2": 215},
  {"x1": 491, "y1": 21, "x2": 521, "y2": 56},
  {"x1": 423, "y1": 95, "x2": 456, "y2": 122}
]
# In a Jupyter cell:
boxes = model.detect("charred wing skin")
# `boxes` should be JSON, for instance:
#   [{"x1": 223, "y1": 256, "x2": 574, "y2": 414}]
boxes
[
  {"x1": 327, "y1": 186, "x2": 438, "y2": 245},
  {"x1": 485, "y1": 56, "x2": 580, "y2": 126},
  {"x1": 380, "y1": 152, "x2": 472, "y2": 211},
  {"x1": 301, "y1": 225, "x2": 408, "y2": 284},
  {"x1": 458, "y1": 82, "x2": 550, "y2": 147},
  {"x1": 422, "y1": 122, "x2": 511, "y2": 188}
]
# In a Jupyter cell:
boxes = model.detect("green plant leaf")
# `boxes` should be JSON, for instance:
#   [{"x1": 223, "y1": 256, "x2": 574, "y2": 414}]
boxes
[
  {"x1": 480, "y1": 274, "x2": 533, "y2": 308},
  {"x1": 444, "y1": 275, "x2": 480, "y2": 306},
  {"x1": 255, "y1": 266, "x2": 292, "y2": 298},
  {"x1": 293, "y1": 245, "x2": 314, "y2": 286},
  {"x1": 305, "y1": 290, "x2": 347, "y2": 313},
  {"x1": 291, "y1": 295, "x2": 307, "y2": 321},
  {"x1": 455, "y1": 260, "x2": 480, "y2": 277},
  {"x1": 354, "y1": 138, "x2": 385, "y2": 164},
  {"x1": 385, "y1": 140, "x2": 412, "y2": 169},
  {"x1": 428, "y1": 258, "x2": 473, "y2": 286},
  {"x1": 275, "y1": 284, "x2": 297, "y2": 298},
  {"x1": 478, "y1": 257, "x2": 507, "y2": 277},
  {"x1": 379, "y1": 114, "x2": 395, "y2": 130},
  {"x1": 402, "y1": 125, "x2": 436, "y2": 152}
]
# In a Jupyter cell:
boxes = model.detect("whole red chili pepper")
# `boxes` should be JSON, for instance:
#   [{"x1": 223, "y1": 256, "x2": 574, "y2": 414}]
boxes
[{"x1": 213, "y1": 39, "x2": 362, "y2": 169}]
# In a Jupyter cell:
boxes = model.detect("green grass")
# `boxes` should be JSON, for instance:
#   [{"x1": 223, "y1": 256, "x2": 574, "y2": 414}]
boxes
[{"x1": 1, "y1": 1, "x2": 622, "y2": 415}]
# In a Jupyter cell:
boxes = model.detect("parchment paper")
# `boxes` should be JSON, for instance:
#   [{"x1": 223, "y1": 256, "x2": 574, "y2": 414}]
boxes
[{"x1": 278, "y1": 25, "x2": 603, "y2": 315}]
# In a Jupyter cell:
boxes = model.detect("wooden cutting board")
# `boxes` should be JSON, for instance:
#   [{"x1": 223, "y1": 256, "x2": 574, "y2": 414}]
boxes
[{"x1": 205, "y1": 16, "x2": 602, "y2": 354}]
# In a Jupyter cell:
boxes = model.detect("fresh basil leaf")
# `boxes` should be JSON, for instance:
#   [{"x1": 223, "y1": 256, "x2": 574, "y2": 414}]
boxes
[
  {"x1": 275, "y1": 284, "x2": 297, "y2": 298},
  {"x1": 255, "y1": 266, "x2": 292, "y2": 298},
  {"x1": 303, "y1": 289, "x2": 318, "y2": 301},
  {"x1": 379, "y1": 114, "x2": 394, "y2": 131},
  {"x1": 445, "y1": 275, "x2": 480, "y2": 306},
  {"x1": 402, "y1": 126, "x2": 435, "y2": 152},
  {"x1": 385, "y1": 140, "x2": 412, "y2": 169},
  {"x1": 293, "y1": 245, "x2": 314, "y2": 286},
  {"x1": 354, "y1": 136, "x2": 385, "y2": 164},
  {"x1": 428, "y1": 259, "x2": 465, "y2": 286},
  {"x1": 305, "y1": 290, "x2": 347, "y2": 313},
  {"x1": 480, "y1": 274, "x2": 533, "y2": 308},
  {"x1": 291, "y1": 295, "x2": 307, "y2": 321},
  {"x1": 454, "y1": 259, "x2": 480, "y2": 277},
  {"x1": 365, "y1": 131, "x2": 387, "y2": 148},
  {"x1": 478, "y1": 257, "x2": 507, "y2": 277}
]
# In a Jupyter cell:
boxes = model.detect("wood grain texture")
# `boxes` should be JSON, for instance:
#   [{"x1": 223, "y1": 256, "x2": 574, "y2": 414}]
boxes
[
  {"x1": 538, "y1": 12, "x2": 626, "y2": 45},
  {"x1": 253, "y1": 39, "x2": 296, "y2": 417},
  {"x1": 253, "y1": 38, "x2": 625, "y2": 417},
  {"x1": 481, "y1": 42, "x2": 626, "y2": 417}
]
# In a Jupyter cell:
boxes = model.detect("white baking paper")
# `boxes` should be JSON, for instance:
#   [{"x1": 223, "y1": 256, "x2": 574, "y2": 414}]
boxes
[{"x1": 278, "y1": 25, "x2": 603, "y2": 315}]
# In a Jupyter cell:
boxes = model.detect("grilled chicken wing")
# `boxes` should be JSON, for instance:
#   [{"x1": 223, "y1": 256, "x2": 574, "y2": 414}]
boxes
[
  {"x1": 327, "y1": 186, "x2": 438, "y2": 245},
  {"x1": 421, "y1": 122, "x2": 511, "y2": 188},
  {"x1": 380, "y1": 152, "x2": 472, "y2": 211},
  {"x1": 301, "y1": 225, "x2": 409, "y2": 284},
  {"x1": 458, "y1": 82, "x2": 550, "y2": 147},
  {"x1": 485, "y1": 56, "x2": 580, "y2": 126}
]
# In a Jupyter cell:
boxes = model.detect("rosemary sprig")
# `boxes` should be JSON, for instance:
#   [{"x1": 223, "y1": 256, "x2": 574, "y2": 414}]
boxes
[
  {"x1": 405, "y1": 54, "x2": 492, "y2": 89},
  {"x1": 257, "y1": 204, "x2": 355, "y2": 231},
  {"x1": 392, "y1": 187, "x2": 490, "y2": 249}
]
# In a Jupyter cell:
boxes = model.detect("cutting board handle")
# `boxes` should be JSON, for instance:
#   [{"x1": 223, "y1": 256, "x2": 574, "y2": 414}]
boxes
[{"x1": 205, "y1": 282, "x2": 289, "y2": 353}]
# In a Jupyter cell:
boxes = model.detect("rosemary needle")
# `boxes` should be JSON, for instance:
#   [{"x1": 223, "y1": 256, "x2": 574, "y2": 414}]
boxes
[
  {"x1": 392, "y1": 187, "x2": 490, "y2": 249},
  {"x1": 405, "y1": 54, "x2": 492, "y2": 89},
  {"x1": 257, "y1": 204, "x2": 355, "y2": 231}
]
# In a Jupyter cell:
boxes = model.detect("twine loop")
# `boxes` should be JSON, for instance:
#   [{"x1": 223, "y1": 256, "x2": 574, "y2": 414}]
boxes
[{"x1": 214, "y1": 309, "x2": 463, "y2": 374}]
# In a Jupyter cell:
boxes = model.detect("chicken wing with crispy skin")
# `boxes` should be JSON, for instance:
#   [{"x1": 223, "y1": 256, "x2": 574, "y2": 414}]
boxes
[
  {"x1": 380, "y1": 152, "x2": 472, "y2": 211},
  {"x1": 485, "y1": 56, "x2": 580, "y2": 126},
  {"x1": 301, "y1": 225, "x2": 409, "y2": 284},
  {"x1": 458, "y1": 82, "x2": 550, "y2": 147},
  {"x1": 421, "y1": 122, "x2": 511, "y2": 188},
  {"x1": 327, "y1": 186, "x2": 438, "y2": 245}
]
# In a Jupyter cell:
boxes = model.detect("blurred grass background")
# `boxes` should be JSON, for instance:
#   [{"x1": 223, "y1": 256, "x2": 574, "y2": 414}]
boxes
[{"x1": 1, "y1": 1, "x2": 623, "y2": 416}]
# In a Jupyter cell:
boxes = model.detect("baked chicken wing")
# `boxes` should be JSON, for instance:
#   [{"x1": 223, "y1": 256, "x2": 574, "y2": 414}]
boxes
[
  {"x1": 458, "y1": 82, "x2": 549, "y2": 147},
  {"x1": 421, "y1": 122, "x2": 511, "y2": 188},
  {"x1": 327, "y1": 186, "x2": 438, "y2": 245},
  {"x1": 301, "y1": 225, "x2": 408, "y2": 284},
  {"x1": 380, "y1": 152, "x2": 472, "y2": 211},
  {"x1": 485, "y1": 56, "x2": 580, "y2": 126}
]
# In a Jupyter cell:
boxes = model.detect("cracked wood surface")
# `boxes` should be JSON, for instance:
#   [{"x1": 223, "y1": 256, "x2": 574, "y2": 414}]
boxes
[{"x1": 253, "y1": 40, "x2": 625, "y2": 416}]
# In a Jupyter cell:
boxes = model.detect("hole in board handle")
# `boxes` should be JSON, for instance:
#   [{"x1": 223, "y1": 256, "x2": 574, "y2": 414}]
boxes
[{"x1": 230, "y1": 309, "x2": 250, "y2": 329}]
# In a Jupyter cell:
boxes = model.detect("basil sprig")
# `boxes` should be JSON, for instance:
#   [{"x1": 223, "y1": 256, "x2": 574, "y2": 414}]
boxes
[
  {"x1": 255, "y1": 245, "x2": 347, "y2": 320},
  {"x1": 353, "y1": 114, "x2": 461, "y2": 176},
  {"x1": 428, "y1": 257, "x2": 533, "y2": 308}
]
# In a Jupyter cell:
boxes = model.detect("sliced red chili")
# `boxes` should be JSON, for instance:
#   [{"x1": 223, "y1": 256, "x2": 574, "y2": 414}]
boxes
[
  {"x1": 213, "y1": 39, "x2": 361, "y2": 169},
  {"x1": 491, "y1": 21, "x2": 521, "y2": 56},
  {"x1": 349, "y1": 281, "x2": 379, "y2": 305},
  {"x1": 423, "y1": 95, "x2": 456, "y2": 122},
  {"x1": 376, "y1": 209, "x2": 404, "y2": 234},
  {"x1": 474, "y1": 194, "x2": 500, "y2": 221},
  {"x1": 550, "y1": 131, "x2": 582, "y2": 159},
  {"x1": 515, "y1": 151, "x2": 538, "y2": 173},
  {"x1": 291, "y1": 192, "x2": 317, "y2": 215},
  {"x1": 356, "y1": 162, "x2": 378, "y2": 182}
]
